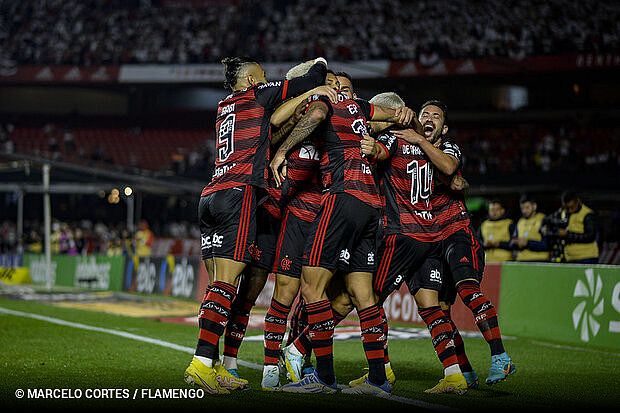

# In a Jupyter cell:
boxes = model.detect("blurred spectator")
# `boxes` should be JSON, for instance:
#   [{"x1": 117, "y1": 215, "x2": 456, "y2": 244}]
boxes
[
  {"x1": 0, "y1": 0, "x2": 618, "y2": 65},
  {"x1": 135, "y1": 219, "x2": 154, "y2": 257},
  {"x1": 557, "y1": 191, "x2": 599, "y2": 263},
  {"x1": 511, "y1": 194, "x2": 550, "y2": 262},
  {"x1": 479, "y1": 199, "x2": 514, "y2": 262}
]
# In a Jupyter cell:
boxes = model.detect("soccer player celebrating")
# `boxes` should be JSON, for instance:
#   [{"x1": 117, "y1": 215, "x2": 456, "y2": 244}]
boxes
[
  {"x1": 394, "y1": 100, "x2": 516, "y2": 386},
  {"x1": 356, "y1": 92, "x2": 468, "y2": 395},
  {"x1": 272, "y1": 75, "x2": 415, "y2": 395},
  {"x1": 260, "y1": 64, "x2": 340, "y2": 390},
  {"x1": 184, "y1": 56, "x2": 332, "y2": 394}
]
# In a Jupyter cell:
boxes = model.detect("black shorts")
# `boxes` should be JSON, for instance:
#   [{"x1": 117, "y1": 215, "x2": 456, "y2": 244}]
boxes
[
  {"x1": 374, "y1": 233, "x2": 443, "y2": 302},
  {"x1": 199, "y1": 185, "x2": 257, "y2": 264},
  {"x1": 273, "y1": 210, "x2": 313, "y2": 278},
  {"x1": 439, "y1": 225, "x2": 485, "y2": 304},
  {"x1": 303, "y1": 192, "x2": 381, "y2": 273},
  {"x1": 250, "y1": 205, "x2": 281, "y2": 271}
]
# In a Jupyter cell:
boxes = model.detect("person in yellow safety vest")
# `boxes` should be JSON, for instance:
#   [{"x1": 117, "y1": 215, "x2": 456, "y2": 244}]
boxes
[
  {"x1": 135, "y1": 219, "x2": 154, "y2": 257},
  {"x1": 556, "y1": 191, "x2": 599, "y2": 264},
  {"x1": 510, "y1": 194, "x2": 550, "y2": 262},
  {"x1": 479, "y1": 200, "x2": 514, "y2": 262}
]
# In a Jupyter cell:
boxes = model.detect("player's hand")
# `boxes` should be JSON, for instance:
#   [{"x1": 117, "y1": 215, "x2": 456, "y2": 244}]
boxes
[
  {"x1": 311, "y1": 85, "x2": 338, "y2": 104},
  {"x1": 270, "y1": 150, "x2": 287, "y2": 187},
  {"x1": 557, "y1": 228, "x2": 568, "y2": 238},
  {"x1": 392, "y1": 128, "x2": 424, "y2": 144},
  {"x1": 517, "y1": 237, "x2": 528, "y2": 248},
  {"x1": 360, "y1": 134, "x2": 377, "y2": 157},
  {"x1": 394, "y1": 106, "x2": 415, "y2": 126},
  {"x1": 450, "y1": 175, "x2": 469, "y2": 191}
]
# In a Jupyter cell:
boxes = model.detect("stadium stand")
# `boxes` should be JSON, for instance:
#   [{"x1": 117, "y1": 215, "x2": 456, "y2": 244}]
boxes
[{"x1": 1, "y1": 0, "x2": 618, "y2": 65}]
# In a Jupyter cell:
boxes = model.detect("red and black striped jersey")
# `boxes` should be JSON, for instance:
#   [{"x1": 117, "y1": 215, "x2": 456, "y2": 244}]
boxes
[
  {"x1": 261, "y1": 141, "x2": 322, "y2": 222},
  {"x1": 430, "y1": 140, "x2": 470, "y2": 238},
  {"x1": 285, "y1": 142, "x2": 322, "y2": 222},
  {"x1": 312, "y1": 94, "x2": 380, "y2": 208},
  {"x1": 376, "y1": 129, "x2": 439, "y2": 241},
  {"x1": 201, "y1": 63, "x2": 327, "y2": 197}
]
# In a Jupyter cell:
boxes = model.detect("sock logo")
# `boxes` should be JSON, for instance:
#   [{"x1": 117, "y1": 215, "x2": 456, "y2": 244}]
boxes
[{"x1": 572, "y1": 268, "x2": 604, "y2": 342}]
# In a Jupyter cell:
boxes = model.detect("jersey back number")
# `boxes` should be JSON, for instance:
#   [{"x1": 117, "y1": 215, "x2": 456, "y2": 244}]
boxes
[{"x1": 218, "y1": 113, "x2": 235, "y2": 162}]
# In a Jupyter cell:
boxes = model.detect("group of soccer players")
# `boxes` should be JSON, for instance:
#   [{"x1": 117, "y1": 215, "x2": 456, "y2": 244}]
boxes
[{"x1": 184, "y1": 56, "x2": 516, "y2": 397}]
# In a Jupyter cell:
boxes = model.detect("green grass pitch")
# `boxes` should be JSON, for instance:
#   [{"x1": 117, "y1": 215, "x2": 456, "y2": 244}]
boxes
[{"x1": 1, "y1": 296, "x2": 619, "y2": 411}]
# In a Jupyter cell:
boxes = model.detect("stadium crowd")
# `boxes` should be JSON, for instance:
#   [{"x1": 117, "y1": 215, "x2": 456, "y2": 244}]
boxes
[
  {"x1": 0, "y1": 219, "x2": 199, "y2": 256},
  {"x1": 3, "y1": 120, "x2": 617, "y2": 180},
  {"x1": 0, "y1": 0, "x2": 618, "y2": 66}
]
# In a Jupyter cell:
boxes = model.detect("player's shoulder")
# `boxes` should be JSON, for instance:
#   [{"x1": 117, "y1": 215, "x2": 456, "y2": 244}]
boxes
[
  {"x1": 440, "y1": 138, "x2": 461, "y2": 155},
  {"x1": 376, "y1": 129, "x2": 399, "y2": 151},
  {"x1": 257, "y1": 81, "x2": 283, "y2": 90}
]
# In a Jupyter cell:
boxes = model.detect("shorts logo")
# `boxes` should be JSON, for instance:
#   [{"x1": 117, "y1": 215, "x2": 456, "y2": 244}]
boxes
[
  {"x1": 459, "y1": 256, "x2": 470, "y2": 263},
  {"x1": 339, "y1": 249, "x2": 350, "y2": 264},
  {"x1": 212, "y1": 233, "x2": 223, "y2": 248},
  {"x1": 430, "y1": 269, "x2": 442, "y2": 283},
  {"x1": 280, "y1": 256, "x2": 292, "y2": 272},
  {"x1": 201, "y1": 234, "x2": 211, "y2": 249},
  {"x1": 367, "y1": 252, "x2": 375, "y2": 265},
  {"x1": 248, "y1": 242, "x2": 262, "y2": 261}
]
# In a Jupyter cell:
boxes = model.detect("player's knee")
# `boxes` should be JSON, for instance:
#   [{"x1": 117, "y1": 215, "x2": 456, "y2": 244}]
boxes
[
  {"x1": 414, "y1": 288, "x2": 439, "y2": 308},
  {"x1": 274, "y1": 276, "x2": 300, "y2": 305},
  {"x1": 331, "y1": 292, "x2": 353, "y2": 315}
]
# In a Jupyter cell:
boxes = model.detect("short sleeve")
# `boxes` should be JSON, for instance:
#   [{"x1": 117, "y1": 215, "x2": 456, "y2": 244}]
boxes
[
  {"x1": 441, "y1": 140, "x2": 462, "y2": 163},
  {"x1": 255, "y1": 62, "x2": 327, "y2": 111},
  {"x1": 305, "y1": 94, "x2": 333, "y2": 117},
  {"x1": 376, "y1": 132, "x2": 398, "y2": 158}
]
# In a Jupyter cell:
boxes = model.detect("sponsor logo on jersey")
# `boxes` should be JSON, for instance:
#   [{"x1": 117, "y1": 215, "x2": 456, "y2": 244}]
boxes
[{"x1": 258, "y1": 81, "x2": 282, "y2": 89}]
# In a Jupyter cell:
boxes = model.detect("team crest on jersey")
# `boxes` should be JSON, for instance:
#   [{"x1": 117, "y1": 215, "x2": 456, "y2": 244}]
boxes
[{"x1": 351, "y1": 118, "x2": 368, "y2": 136}]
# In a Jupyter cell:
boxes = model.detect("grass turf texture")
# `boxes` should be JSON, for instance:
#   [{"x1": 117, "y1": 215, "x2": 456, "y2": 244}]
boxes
[{"x1": 1, "y1": 297, "x2": 619, "y2": 411}]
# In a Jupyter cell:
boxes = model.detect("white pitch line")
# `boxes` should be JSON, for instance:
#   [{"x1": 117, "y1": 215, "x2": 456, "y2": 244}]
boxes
[
  {"x1": 530, "y1": 340, "x2": 620, "y2": 357},
  {"x1": 0, "y1": 306, "x2": 456, "y2": 411},
  {"x1": 0, "y1": 306, "x2": 262, "y2": 370}
]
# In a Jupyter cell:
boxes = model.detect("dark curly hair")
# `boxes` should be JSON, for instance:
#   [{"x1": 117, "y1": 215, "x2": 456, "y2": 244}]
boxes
[
  {"x1": 221, "y1": 56, "x2": 258, "y2": 90},
  {"x1": 420, "y1": 99, "x2": 448, "y2": 123}
]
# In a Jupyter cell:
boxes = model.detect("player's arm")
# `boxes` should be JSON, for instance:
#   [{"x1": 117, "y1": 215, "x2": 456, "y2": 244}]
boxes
[
  {"x1": 271, "y1": 100, "x2": 307, "y2": 145},
  {"x1": 361, "y1": 132, "x2": 396, "y2": 162},
  {"x1": 391, "y1": 129, "x2": 459, "y2": 175},
  {"x1": 256, "y1": 59, "x2": 328, "y2": 111},
  {"x1": 270, "y1": 100, "x2": 329, "y2": 187},
  {"x1": 270, "y1": 85, "x2": 337, "y2": 128}
]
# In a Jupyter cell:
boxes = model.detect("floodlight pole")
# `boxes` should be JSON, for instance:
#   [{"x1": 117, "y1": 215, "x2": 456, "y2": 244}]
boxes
[
  {"x1": 43, "y1": 164, "x2": 52, "y2": 291},
  {"x1": 16, "y1": 189, "x2": 24, "y2": 248},
  {"x1": 127, "y1": 194, "x2": 135, "y2": 233}
]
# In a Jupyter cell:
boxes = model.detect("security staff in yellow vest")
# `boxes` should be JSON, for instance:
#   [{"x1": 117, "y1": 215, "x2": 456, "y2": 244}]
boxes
[
  {"x1": 480, "y1": 200, "x2": 514, "y2": 262},
  {"x1": 511, "y1": 194, "x2": 549, "y2": 261},
  {"x1": 556, "y1": 191, "x2": 599, "y2": 264}
]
